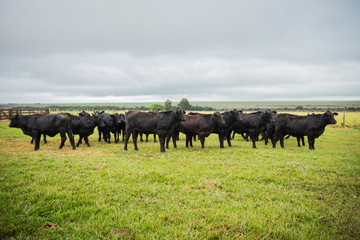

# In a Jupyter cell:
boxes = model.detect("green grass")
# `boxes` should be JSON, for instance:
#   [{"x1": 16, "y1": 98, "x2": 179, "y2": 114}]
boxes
[{"x1": 0, "y1": 120, "x2": 359, "y2": 239}]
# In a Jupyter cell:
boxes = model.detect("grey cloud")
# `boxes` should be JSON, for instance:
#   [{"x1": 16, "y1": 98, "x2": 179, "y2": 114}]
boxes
[{"x1": 0, "y1": 0, "x2": 359, "y2": 103}]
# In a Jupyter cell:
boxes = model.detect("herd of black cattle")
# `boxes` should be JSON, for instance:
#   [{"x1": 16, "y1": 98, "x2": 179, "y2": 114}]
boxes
[{"x1": 8, "y1": 108, "x2": 338, "y2": 152}]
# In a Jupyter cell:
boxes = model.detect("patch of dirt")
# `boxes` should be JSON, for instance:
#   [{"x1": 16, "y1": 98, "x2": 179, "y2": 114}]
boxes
[
  {"x1": 113, "y1": 229, "x2": 131, "y2": 236},
  {"x1": 38, "y1": 223, "x2": 56, "y2": 229}
]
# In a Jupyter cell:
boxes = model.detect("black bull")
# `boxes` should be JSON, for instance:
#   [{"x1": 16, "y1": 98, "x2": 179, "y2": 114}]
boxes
[
  {"x1": 9, "y1": 113, "x2": 75, "y2": 151},
  {"x1": 273, "y1": 111, "x2": 338, "y2": 150},
  {"x1": 124, "y1": 108, "x2": 186, "y2": 153}
]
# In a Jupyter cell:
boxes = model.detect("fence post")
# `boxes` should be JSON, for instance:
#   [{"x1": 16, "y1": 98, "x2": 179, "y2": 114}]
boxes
[{"x1": 45, "y1": 108, "x2": 50, "y2": 115}]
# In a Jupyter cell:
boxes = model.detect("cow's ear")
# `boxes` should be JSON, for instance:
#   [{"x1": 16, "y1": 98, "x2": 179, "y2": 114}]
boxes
[
  {"x1": 100, "y1": 111, "x2": 104, "y2": 114},
  {"x1": 272, "y1": 110, "x2": 277, "y2": 114},
  {"x1": 334, "y1": 112, "x2": 338, "y2": 116},
  {"x1": 183, "y1": 111, "x2": 186, "y2": 114}
]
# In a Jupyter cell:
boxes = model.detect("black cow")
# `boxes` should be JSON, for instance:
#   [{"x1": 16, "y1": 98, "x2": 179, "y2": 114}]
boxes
[
  {"x1": 273, "y1": 111, "x2": 338, "y2": 150},
  {"x1": 213, "y1": 109, "x2": 241, "y2": 148},
  {"x1": 231, "y1": 110, "x2": 249, "y2": 141},
  {"x1": 169, "y1": 112, "x2": 225, "y2": 149},
  {"x1": 11, "y1": 114, "x2": 48, "y2": 144},
  {"x1": 124, "y1": 108, "x2": 186, "y2": 153},
  {"x1": 111, "y1": 113, "x2": 126, "y2": 143},
  {"x1": 231, "y1": 110, "x2": 275, "y2": 148},
  {"x1": 260, "y1": 111, "x2": 277, "y2": 145},
  {"x1": 66, "y1": 112, "x2": 105, "y2": 147},
  {"x1": 9, "y1": 113, "x2": 75, "y2": 151},
  {"x1": 94, "y1": 111, "x2": 114, "y2": 143}
]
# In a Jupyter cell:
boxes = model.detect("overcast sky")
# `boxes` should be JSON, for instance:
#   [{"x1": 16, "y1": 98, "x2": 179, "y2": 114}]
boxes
[{"x1": 1, "y1": 0, "x2": 359, "y2": 103}]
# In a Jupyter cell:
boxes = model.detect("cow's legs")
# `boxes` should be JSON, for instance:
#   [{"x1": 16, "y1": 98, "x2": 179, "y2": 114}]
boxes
[
  {"x1": 84, "y1": 136, "x2": 91, "y2": 147},
  {"x1": 59, "y1": 130, "x2": 67, "y2": 149},
  {"x1": 308, "y1": 136, "x2": 315, "y2": 150},
  {"x1": 273, "y1": 133, "x2": 280, "y2": 148},
  {"x1": 280, "y1": 137, "x2": 284, "y2": 148},
  {"x1": 132, "y1": 131, "x2": 139, "y2": 151},
  {"x1": 77, "y1": 136, "x2": 83, "y2": 147},
  {"x1": 242, "y1": 133, "x2": 249, "y2": 141},
  {"x1": 190, "y1": 135, "x2": 194, "y2": 147},
  {"x1": 218, "y1": 134, "x2": 224, "y2": 148},
  {"x1": 153, "y1": 134, "x2": 157, "y2": 143},
  {"x1": 43, "y1": 134, "x2": 47, "y2": 144},
  {"x1": 185, "y1": 134, "x2": 190, "y2": 148},
  {"x1": 124, "y1": 130, "x2": 131, "y2": 151},
  {"x1": 114, "y1": 133, "x2": 118, "y2": 143},
  {"x1": 165, "y1": 135, "x2": 170, "y2": 149},
  {"x1": 270, "y1": 135, "x2": 275, "y2": 146},
  {"x1": 172, "y1": 134, "x2": 177, "y2": 148},
  {"x1": 251, "y1": 137, "x2": 257, "y2": 148},
  {"x1": 106, "y1": 132, "x2": 111, "y2": 143},
  {"x1": 297, "y1": 137, "x2": 301, "y2": 147},
  {"x1": 33, "y1": 130, "x2": 40, "y2": 151},
  {"x1": 200, "y1": 136, "x2": 206, "y2": 149},
  {"x1": 264, "y1": 136, "x2": 269, "y2": 145},
  {"x1": 226, "y1": 132, "x2": 232, "y2": 147},
  {"x1": 67, "y1": 129, "x2": 76, "y2": 149},
  {"x1": 98, "y1": 129, "x2": 102, "y2": 141},
  {"x1": 159, "y1": 134, "x2": 166, "y2": 153},
  {"x1": 301, "y1": 137, "x2": 305, "y2": 146}
]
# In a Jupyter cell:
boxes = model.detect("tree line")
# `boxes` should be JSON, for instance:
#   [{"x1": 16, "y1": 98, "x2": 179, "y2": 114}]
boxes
[
  {"x1": 4, "y1": 99, "x2": 360, "y2": 112},
  {"x1": 149, "y1": 99, "x2": 215, "y2": 111}
]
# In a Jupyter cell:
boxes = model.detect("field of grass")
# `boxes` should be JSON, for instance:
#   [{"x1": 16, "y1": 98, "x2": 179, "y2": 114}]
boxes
[{"x1": 1, "y1": 115, "x2": 360, "y2": 239}]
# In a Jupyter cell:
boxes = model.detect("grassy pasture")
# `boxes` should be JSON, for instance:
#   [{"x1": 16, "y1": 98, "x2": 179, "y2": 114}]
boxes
[{"x1": 0, "y1": 115, "x2": 360, "y2": 239}]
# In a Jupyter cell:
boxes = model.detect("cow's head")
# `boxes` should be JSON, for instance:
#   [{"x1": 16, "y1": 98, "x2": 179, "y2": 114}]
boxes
[
  {"x1": 79, "y1": 111, "x2": 90, "y2": 117},
  {"x1": 261, "y1": 110, "x2": 273, "y2": 123},
  {"x1": 93, "y1": 113, "x2": 106, "y2": 128},
  {"x1": 214, "y1": 111, "x2": 226, "y2": 126},
  {"x1": 174, "y1": 107, "x2": 186, "y2": 121},
  {"x1": 92, "y1": 110, "x2": 105, "y2": 118},
  {"x1": 9, "y1": 114, "x2": 20, "y2": 128},
  {"x1": 111, "y1": 113, "x2": 122, "y2": 125},
  {"x1": 231, "y1": 109, "x2": 242, "y2": 121},
  {"x1": 271, "y1": 110, "x2": 277, "y2": 122},
  {"x1": 323, "y1": 111, "x2": 338, "y2": 125},
  {"x1": 119, "y1": 113, "x2": 126, "y2": 123}
]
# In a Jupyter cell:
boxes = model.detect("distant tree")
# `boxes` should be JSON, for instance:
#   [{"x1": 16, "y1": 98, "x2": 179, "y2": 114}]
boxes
[
  {"x1": 150, "y1": 103, "x2": 163, "y2": 111},
  {"x1": 177, "y1": 98, "x2": 192, "y2": 110},
  {"x1": 163, "y1": 100, "x2": 173, "y2": 110},
  {"x1": 295, "y1": 106, "x2": 304, "y2": 110}
]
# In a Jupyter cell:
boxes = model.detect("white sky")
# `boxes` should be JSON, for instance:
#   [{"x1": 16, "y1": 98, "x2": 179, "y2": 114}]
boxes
[{"x1": 1, "y1": 0, "x2": 359, "y2": 103}]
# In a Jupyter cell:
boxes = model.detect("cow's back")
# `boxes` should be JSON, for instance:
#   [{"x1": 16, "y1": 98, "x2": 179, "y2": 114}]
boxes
[
  {"x1": 126, "y1": 111, "x2": 158, "y2": 132},
  {"x1": 34, "y1": 114, "x2": 71, "y2": 135},
  {"x1": 276, "y1": 114, "x2": 309, "y2": 136}
]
